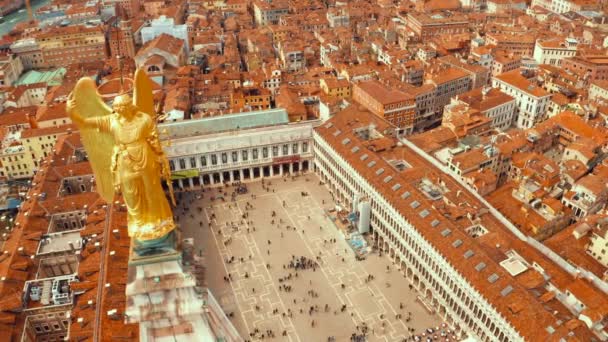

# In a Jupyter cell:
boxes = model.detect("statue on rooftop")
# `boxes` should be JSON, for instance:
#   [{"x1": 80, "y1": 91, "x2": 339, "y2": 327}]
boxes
[{"x1": 66, "y1": 68, "x2": 176, "y2": 253}]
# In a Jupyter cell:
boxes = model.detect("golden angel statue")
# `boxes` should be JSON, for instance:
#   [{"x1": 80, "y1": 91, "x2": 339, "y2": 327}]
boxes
[{"x1": 66, "y1": 69, "x2": 176, "y2": 245}]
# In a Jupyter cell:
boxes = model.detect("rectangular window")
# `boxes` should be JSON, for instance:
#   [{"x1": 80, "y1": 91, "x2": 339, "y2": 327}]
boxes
[
  {"x1": 211, "y1": 154, "x2": 218, "y2": 165},
  {"x1": 169, "y1": 160, "x2": 175, "y2": 171},
  {"x1": 221, "y1": 153, "x2": 228, "y2": 164},
  {"x1": 263, "y1": 147, "x2": 269, "y2": 158},
  {"x1": 252, "y1": 149, "x2": 259, "y2": 159},
  {"x1": 179, "y1": 159, "x2": 186, "y2": 169},
  {"x1": 293, "y1": 143, "x2": 298, "y2": 154},
  {"x1": 303, "y1": 142, "x2": 309, "y2": 153},
  {"x1": 201, "y1": 156, "x2": 207, "y2": 166},
  {"x1": 190, "y1": 157, "x2": 196, "y2": 168},
  {"x1": 283, "y1": 144, "x2": 289, "y2": 155},
  {"x1": 232, "y1": 151, "x2": 238, "y2": 162},
  {"x1": 272, "y1": 146, "x2": 279, "y2": 157},
  {"x1": 242, "y1": 150, "x2": 248, "y2": 161}
]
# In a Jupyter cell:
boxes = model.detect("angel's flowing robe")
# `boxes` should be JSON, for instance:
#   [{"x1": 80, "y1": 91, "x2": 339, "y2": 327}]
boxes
[{"x1": 94, "y1": 112, "x2": 175, "y2": 240}]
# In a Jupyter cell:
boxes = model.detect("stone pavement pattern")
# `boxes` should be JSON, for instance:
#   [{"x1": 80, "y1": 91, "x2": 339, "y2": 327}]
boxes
[{"x1": 177, "y1": 174, "x2": 443, "y2": 341}]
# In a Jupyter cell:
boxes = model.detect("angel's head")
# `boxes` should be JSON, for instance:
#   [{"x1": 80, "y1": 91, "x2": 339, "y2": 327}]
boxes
[{"x1": 112, "y1": 94, "x2": 135, "y2": 118}]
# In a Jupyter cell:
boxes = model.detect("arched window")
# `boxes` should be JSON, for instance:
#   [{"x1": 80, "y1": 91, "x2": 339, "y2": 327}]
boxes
[{"x1": 147, "y1": 65, "x2": 161, "y2": 73}]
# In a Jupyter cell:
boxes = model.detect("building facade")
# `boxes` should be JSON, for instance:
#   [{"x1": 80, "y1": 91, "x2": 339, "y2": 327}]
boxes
[
  {"x1": 533, "y1": 38, "x2": 578, "y2": 67},
  {"x1": 456, "y1": 87, "x2": 516, "y2": 131},
  {"x1": 562, "y1": 56, "x2": 608, "y2": 83},
  {"x1": 352, "y1": 81, "x2": 416, "y2": 133},
  {"x1": 9, "y1": 38, "x2": 44, "y2": 71},
  {"x1": 162, "y1": 109, "x2": 317, "y2": 189},
  {"x1": 492, "y1": 70, "x2": 552, "y2": 129},
  {"x1": 0, "y1": 53, "x2": 24, "y2": 87},
  {"x1": 589, "y1": 81, "x2": 608, "y2": 102},
  {"x1": 108, "y1": 20, "x2": 137, "y2": 58},
  {"x1": 37, "y1": 26, "x2": 107, "y2": 68},
  {"x1": 485, "y1": 33, "x2": 536, "y2": 57},
  {"x1": 406, "y1": 13, "x2": 469, "y2": 40},
  {"x1": 253, "y1": 0, "x2": 289, "y2": 26}
]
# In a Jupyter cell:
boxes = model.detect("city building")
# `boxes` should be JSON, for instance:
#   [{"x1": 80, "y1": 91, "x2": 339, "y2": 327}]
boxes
[
  {"x1": 424, "y1": 67, "x2": 473, "y2": 124},
  {"x1": 410, "y1": 84, "x2": 436, "y2": 132},
  {"x1": 587, "y1": 217, "x2": 608, "y2": 268},
  {"x1": 455, "y1": 87, "x2": 516, "y2": 131},
  {"x1": 230, "y1": 86, "x2": 272, "y2": 111},
  {"x1": 253, "y1": 0, "x2": 289, "y2": 26},
  {"x1": 319, "y1": 77, "x2": 351, "y2": 99},
  {"x1": 141, "y1": 15, "x2": 189, "y2": 51},
  {"x1": 9, "y1": 38, "x2": 44, "y2": 71},
  {"x1": 491, "y1": 53, "x2": 521, "y2": 77},
  {"x1": 162, "y1": 108, "x2": 316, "y2": 189},
  {"x1": 562, "y1": 173, "x2": 608, "y2": 219},
  {"x1": 37, "y1": 26, "x2": 107, "y2": 68},
  {"x1": 485, "y1": 33, "x2": 536, "y2": 57},
  {"x1": 543, "y1": 215, "x2": 608, "y2": 282},
  {"x1": 134, "y1": 33, "x2": 187, "y2": 84},
  {"x1": 0, "y1": 53, "x2": 24, "y2": 86},
  {"x1": 439, "y1": 56, "x2": 490, "y2": 89},
  {"x1": 352, "y1": 81, "x2": 416, "y2": 133},
  {"x1": 492, "y1": 69, "x2": 552, "y2": 129},
  {"x1": 313, "y1": 107, "x2": 608, "y2": 342},
  {"x1": 533, "y1": 38, "x2": 578, "y2": 67},
  {"x1": 406, "y1": 13, "x2": 469, "y2": 40},
  {"x1": 278, "y1": 41, "x2": 306, "y2": 72},
  {"x1": 562, "y1": 55, "x2": 608, "y2": 83},
  {"x1": 0, "y1": 132, "x2": 113, "y2": 340},
  {"x1": 589, "y1": 81, "x2": 608, "y2": 102},
  {"x1": 100, "y1": 0, "x2": 139, "y2": 18},
  {"x1": 531, "y1": 0, "x2": 599, "y2": 13},
  {"x1": 487, "y1": 0, "x2": 526, "y2": 13},
  {"x1": 441, "y1": 104, "x2": 493, "y2": 138},
  {"x1": 108, "y1": 20, "x2": 137, "y2": 58},
  {"x1": 326, "y1": 8, "x2": 349, "y2": 28},
  {"x1": 4, "y1": 83, "x2": 47, "y2": 108}
]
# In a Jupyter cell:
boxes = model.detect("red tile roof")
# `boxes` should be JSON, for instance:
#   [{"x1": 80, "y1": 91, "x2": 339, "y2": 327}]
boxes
[{"x1": 316, "y1": 108, "x2": 607, "y2": 341}]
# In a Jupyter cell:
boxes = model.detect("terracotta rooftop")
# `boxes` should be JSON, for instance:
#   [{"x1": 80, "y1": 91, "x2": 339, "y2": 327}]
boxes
[
  {"x1": 458, "y1": 87, "x2": 515, "y2": 112},
  {"x1": 0, "y1": 107, "x2": 35, "y2": 127},
  {"x1": 35, "y1": 102, "x2": 70, "y2": 123},
  {"x1": 494, "y1": 69, "x2": 550, "y2": 98},
  {"x1": 316, "y1": 108, "x2": 607, "y2": 341},
  {"x1": 544, "y1": 217, "x2": 607, "y2": 280},
  {"x1": 355, "y1": 80, "x2": 413, "y2": 105},
  {"x1": 36, "y1": 24, "x2": 103, "y2": 40},
  {"x1": 0, "y1": 132, "x2": 135, "y2": 340},
  {"x1": 140, "y1": 33, "x2": 185, "y2": 57},
  {"x1": 20, "y1": 124, "x2": 76, "y2": 139},
  {"x1": 428, "y1": 67, "x2": 469, "y2": 86}
]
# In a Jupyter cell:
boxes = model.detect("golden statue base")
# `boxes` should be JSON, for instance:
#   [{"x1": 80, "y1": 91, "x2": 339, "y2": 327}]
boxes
[{"x1": 128, "y1": 229, "x2": 181, "y2": 266}]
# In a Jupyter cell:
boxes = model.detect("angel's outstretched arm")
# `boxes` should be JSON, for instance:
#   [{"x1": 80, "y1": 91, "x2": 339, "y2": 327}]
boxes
[
  {"x1": 66, "y1": 93, "x2": 96, "y2": 128},
  {"x1": 67, "y1": 93, "x2": 111, "y2": 132}
]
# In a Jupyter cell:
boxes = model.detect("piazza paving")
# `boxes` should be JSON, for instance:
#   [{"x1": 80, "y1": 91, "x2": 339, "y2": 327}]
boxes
[{"x1": 177, "y1": 174, "x2": 448, "y2": 342}]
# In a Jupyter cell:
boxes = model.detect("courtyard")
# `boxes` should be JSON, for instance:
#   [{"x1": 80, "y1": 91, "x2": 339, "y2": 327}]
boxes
[{"x1": 177, "y1": 173, "x2": 451, "y2": 341}]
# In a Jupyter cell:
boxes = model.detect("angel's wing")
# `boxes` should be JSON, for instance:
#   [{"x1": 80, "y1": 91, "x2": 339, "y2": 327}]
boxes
[
  {"x1": 72, "y1": 77, "x2": 115, "y2": 203},
  {"x1": 133, "y1": 68, "x2": 155, "y2": 116}
]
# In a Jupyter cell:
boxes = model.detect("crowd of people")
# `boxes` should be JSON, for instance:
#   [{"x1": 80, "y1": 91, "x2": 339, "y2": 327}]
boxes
[{"x1": 286, "y1": 255, "x2": 319, "y2": 271}]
